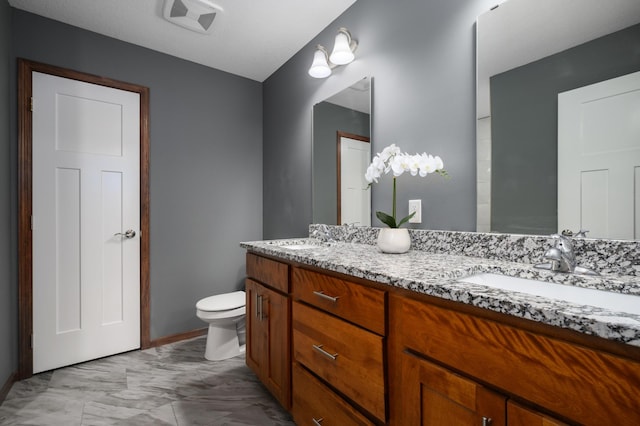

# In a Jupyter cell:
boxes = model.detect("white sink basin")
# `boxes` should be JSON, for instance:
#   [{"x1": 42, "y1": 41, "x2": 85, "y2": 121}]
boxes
[
  {"x1": 459, "y1": 273, "x2": 640, "y2": 315},
  {"x1": 280, "y1": 244, "x2": 319, "y2": 250}
]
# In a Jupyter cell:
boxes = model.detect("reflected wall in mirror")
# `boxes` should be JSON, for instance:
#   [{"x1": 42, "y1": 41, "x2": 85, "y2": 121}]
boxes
[
  {"x1": 476, "y1": 0, "x2": 640, "y2": 239},
  {"x1": 312, "y1": 77, "x2": 372, "y2": 225}
]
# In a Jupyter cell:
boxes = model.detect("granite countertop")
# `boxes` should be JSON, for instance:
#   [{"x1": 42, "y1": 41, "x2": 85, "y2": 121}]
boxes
[{"x1": 241, "y1": 238, "x2": 640, "y2": 347}]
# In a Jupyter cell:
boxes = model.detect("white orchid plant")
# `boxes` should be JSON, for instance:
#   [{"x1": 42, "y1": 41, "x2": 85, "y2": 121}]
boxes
[{"x1": 365, "y1": 144, "x2": 447, "y2": 228}]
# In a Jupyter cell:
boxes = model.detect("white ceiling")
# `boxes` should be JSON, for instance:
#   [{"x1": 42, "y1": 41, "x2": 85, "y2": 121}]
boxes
[
  {"x1": 8, "y1": 0, "x2": 358, "y2": 82},
  {"x1": 477, "y1": 0, "x2": 640, "y2": 118}
]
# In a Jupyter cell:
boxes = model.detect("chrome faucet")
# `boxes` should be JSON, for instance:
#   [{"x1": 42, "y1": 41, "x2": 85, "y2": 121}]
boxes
[
  {"x1": 535, "y1": 230, "x2": 599, "y2": 276},
  {"x1": 542, "y1": 234, "x2": 576, "y2": 273}
]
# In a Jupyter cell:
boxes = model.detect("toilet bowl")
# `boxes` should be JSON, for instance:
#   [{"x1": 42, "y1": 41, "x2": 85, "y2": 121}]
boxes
[{"x1": 196, "y1": 290, "x2": 246, "y2": 361}]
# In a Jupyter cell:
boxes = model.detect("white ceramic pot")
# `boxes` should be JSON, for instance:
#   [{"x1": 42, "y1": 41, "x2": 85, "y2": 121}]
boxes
[{"x1": 377, "y1": 228, "x2": 411, "y2": 254}]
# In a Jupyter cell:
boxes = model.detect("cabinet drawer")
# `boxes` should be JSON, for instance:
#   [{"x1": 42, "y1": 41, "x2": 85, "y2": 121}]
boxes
[
  {"x1": 292, "y1": 301, "x2": 386, "y2": 422},
  {"x1": 246, "y1": 253, "x2": 289, "y2": 293},
  {"x1": 292, "y1": 267, "x2": 385, "y2": 335},
  {"x1": 507, "y1": 401, "x2": 568, "y2": 426},
  {"x1": 292, "y1": 363, "x2": 374, "y2": 426}
]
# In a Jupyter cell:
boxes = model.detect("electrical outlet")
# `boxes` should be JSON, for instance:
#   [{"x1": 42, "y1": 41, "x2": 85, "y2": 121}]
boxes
[{"x1": 408, "y1": 199, "x2": 421, "y2": 223}]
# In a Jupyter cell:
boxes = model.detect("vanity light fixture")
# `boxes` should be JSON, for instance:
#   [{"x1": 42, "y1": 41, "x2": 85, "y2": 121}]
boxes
[
  {"x1": 308, "y1": 28, "x2": 358, "y2": 78},
  {"x1": 308, "y1": 45, "x2": 333, "y2": 78},
  {"x1": 330, "y1": 28, "x2": 357, "y2": 65}
]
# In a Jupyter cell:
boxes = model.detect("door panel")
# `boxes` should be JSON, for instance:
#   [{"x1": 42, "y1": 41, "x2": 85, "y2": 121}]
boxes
[
  {"x1": 55, "y1": 167, "x2": 81, "y2": 333},
  {"x1": 55, "y1": 93, "x2": 124, "y2": 156},
  {"x1": 339, "y1": 135, "x2": 371, "y2": 226},
  {"x1": 32, "y1": 71, "x2": 140, "y2": 373},
  {"x1": 101, "y1": 171, "x2": 124, "y2": 325},
  {"x1": 558, "y1": 70, "x2": 640, "y2": 239}
]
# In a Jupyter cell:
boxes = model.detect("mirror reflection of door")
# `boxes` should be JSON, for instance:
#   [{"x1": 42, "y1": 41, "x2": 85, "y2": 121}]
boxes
[
  {"x1": 337, "y1": 131, "x2": 371, "y2": 225},
  {"x1": 558, "y1": 70, "x2": 640, "y2": 240}
]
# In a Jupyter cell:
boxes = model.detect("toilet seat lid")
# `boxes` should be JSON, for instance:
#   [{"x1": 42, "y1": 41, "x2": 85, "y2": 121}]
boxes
[{"x1": 196, "y1": 290, "x2": 246, "y2": 311}]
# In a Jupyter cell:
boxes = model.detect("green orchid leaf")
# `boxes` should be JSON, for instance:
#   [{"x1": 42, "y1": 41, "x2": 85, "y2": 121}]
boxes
[
  {"x1": 396, "y1": 211, "x2": 416, "y2": 228},
  {"x1": 376, "y1": 211, "x2": 397, "y2": 228}
]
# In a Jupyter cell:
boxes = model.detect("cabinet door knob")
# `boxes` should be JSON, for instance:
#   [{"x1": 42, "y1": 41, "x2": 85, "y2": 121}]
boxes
[
  {"x1": 482, "y1": 417, "x2": 492, "y2": 426},
  {"x1": 313, "y1": 290, "x2": 339, "y2": 302},
  {"x1": 312, "y1": 418, "x2": 324, "y2": 426},
  {"x1": 312, "y1": 344, "x2": 338, "y2": 360}
]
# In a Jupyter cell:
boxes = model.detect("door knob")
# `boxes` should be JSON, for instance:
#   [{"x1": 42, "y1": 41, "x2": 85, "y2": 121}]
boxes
[{"x1": 114, "y1": 229, "x2": 136, "y2": 239}]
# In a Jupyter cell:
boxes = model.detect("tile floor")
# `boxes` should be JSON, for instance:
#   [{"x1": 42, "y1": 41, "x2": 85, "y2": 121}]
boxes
[{"x1": 0, "y1": 337, "x2": 295, "y2": 425}]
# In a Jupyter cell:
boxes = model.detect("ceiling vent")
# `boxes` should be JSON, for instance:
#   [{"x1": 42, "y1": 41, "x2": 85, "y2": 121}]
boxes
[{"x1": 163, "y1": 0, "x2": 223, "y2": 34}]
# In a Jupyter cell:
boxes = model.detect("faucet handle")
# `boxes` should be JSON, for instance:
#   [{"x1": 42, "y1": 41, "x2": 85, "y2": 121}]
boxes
[
  {"x1": 550, "y1": 233, "x2": 574, "y2": 253},
  {"x1": 573, "y1": 229, "x2": 589, "y2": 238},
  {"x1": 560, "y1": 229, "x2": 589, "y2": 238}
]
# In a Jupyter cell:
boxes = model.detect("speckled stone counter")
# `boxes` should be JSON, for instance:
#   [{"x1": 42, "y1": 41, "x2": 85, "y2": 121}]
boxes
[{"x1": 241, "y1": 226, "x2": 640, "y2": 347}]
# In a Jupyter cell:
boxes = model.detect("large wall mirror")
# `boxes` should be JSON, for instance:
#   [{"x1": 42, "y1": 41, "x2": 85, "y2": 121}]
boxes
[
  {"x1": 312, "y1": 77, "x2": 372, "y2": 225},
  {"x1": 477, "y1": 0, "x2": 640, "y2": 239}
]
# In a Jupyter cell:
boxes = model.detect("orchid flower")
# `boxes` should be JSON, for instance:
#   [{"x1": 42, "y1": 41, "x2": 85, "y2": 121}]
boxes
[{"x1": 365, "y1": 144, "x2": 448, "y2": 228}]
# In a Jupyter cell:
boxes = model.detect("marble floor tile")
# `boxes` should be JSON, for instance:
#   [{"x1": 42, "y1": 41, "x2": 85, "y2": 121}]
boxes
[{"x1": 0, "y1": 336, "x2": 295, "y2": 425}]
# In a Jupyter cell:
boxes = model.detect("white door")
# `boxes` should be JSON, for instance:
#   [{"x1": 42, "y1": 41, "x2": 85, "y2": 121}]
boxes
[
  {"x1": 340, "y1": 136, "x2": 371, "y2": 225},
  {"x1": 558, "y1": 71, "x2": 640, "y2": 240},
  {"x1": 32, "y1": 72, "x2": 141, "y2": 373}
]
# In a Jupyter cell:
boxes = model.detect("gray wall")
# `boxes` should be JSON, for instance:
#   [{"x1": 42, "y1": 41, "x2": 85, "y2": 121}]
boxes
[
  {"x1": 1, "y1": 0, "x2": 15, "y2": 387},
  {"x1": 10, "y1": 10, "x2": 263, "y2": 341},
  {"x1": 312, "y1": 102, "x2": 370, "y2": 225},
  {"x1": 263, "y1": 0, "x2": 497, "y2": 238},
  {"x1": 491, "y1": 23, "x2": 640, "y2": 235}
]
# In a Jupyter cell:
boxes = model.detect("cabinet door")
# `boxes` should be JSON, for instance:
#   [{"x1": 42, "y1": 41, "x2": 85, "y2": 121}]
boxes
[
  {"x1": 245, "y1": 278, "x2": 291, "y2": 409},
  {"x1": 400, "y1": 350, "x2": 506, "y2": 426},
  {"x1": 507, "y1": 401, "x2": 568, "y2": 426}
]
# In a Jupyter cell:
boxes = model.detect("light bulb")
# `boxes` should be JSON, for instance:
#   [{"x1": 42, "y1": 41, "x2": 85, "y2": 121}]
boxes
[
  {"x1": 308, "y1": 47, "x2": 331, "y2": 78},
  {"x1": 329, "y1": 30, "x2": 355, "y2": 65}
]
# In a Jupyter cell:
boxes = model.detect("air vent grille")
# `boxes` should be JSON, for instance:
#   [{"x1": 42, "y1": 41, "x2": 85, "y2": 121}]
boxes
[{"x1": 163, "y1": 0, "x2": 223, "y2": 34}]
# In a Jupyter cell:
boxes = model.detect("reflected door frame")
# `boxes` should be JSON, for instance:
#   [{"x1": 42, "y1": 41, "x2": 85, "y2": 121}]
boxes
[
  {"x1": 17, "y1": 59, "x2": 151, "y2": 379},
  {"x1": 336, "y1": 131, "x2": 370, "y2": 225}
]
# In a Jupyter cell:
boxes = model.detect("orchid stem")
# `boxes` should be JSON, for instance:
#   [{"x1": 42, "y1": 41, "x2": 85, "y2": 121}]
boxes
[{"x1": 392, "y1": 177, "x2": 397, "y2": 224}]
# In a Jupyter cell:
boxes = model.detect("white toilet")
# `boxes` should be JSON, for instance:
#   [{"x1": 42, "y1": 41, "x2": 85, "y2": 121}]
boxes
[{"x1": 196, "y1": 290, "x2": 247, "y2": 361}]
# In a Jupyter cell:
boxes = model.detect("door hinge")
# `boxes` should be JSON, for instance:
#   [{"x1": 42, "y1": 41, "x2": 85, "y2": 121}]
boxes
[
  {"x1": 30, "y1": 215, "x2": 33, "y2": 230},
  {"x1": 30, "y1": 97, "x2": 33, "y2": 112},
  {"x1": 30, "y1": 334, "x2": 33, "y2": 349}
]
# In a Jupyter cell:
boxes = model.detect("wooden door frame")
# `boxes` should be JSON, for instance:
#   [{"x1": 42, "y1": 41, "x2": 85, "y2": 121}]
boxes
[
  {"x1": 17, "y1": 59, "x2": 151, "y2": 379},
  {"x1": 336, "y1": 131, "x2": 370, "y2": 224}
]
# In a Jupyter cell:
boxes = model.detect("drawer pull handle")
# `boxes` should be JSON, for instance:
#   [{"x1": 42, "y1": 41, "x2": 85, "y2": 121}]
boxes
[
  {"x1": 313, "y1": 344, "x2": 338, "y2": 360},
  {"x1": 256, "y1": 294, "x2": 262, "y2": 320},
  {"x1": 256, "y1": 294, "x2": 265, "y2": 321},
  {"x1": 313, "y1": 290, "x2": 339, "y2": 302},
  {"x1": 312, "y1": 418, "x2": 324, "y2": 426},
  {"x1": 482, "y1": 417, "x2": 492, "y2": 426}
]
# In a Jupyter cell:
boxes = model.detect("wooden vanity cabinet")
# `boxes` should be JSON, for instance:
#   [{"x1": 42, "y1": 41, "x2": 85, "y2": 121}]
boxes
[
  {"x1": 244, "y1": 251, "x2": 639, "y2": 425},
  {"x1": 245, "y1": 254, "x2": 291, "y2": 410},
  {"x1": 291, "y1": 267, "x2": 387, "y2": 425},
  {"x1": 389, "y1": 292, "x2": 640, "y2": 426}
]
